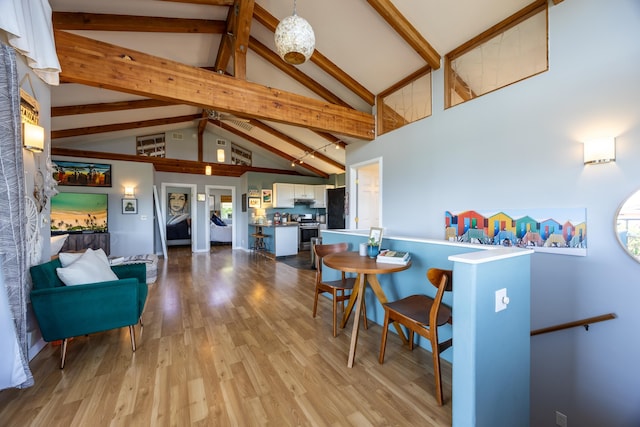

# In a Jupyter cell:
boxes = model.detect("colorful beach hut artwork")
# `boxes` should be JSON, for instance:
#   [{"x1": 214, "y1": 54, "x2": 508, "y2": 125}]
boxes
[{"x1": 444, "y1": 208, "x2": 587, "y2": 256}]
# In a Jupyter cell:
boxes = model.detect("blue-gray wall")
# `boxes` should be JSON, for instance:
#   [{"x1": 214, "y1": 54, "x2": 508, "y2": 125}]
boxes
[{"x1": 345, "y1": 1, "x2": 640, "y2": 426}]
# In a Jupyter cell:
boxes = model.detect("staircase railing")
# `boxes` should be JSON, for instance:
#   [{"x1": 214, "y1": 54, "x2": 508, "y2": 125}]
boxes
[{"x1": 530, "y1": 313, "x2": 616, "y2": 336}]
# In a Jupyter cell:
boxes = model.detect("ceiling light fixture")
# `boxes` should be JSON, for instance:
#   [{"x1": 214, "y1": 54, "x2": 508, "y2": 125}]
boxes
[
  {"x1": 291, "y1": 141, "x2": 342, "y2": 167},
  {"x1": 274, "y1": 0, "x2": 315, "y2": 65}
]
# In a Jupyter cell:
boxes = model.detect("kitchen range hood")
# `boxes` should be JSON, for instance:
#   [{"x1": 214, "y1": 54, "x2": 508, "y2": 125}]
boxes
[{"x1": 294, "y1": 198, "x2": 314, "y2": 204}]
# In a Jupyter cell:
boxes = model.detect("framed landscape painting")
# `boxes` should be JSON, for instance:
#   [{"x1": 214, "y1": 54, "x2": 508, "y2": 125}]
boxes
[{"x1": 52, "y1": 160, "x2": 112, "y2": 187}]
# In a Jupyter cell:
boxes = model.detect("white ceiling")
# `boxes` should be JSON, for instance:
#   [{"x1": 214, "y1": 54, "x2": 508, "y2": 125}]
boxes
[{"x1": 49, "y1": 0, "x2": 533, "y2": 176}]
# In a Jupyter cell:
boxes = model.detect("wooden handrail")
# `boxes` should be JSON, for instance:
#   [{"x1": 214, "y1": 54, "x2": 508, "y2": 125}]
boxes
[{"x1": 530, "y1": 313, "x2": 616, "y2": 336}]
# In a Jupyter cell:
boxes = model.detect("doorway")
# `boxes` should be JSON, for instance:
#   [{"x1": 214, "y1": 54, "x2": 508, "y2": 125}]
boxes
[
  {"x1": 349, "y1": 158, "x2": 382, "y2": 230},
  {"x1": 205, "y1": 184, "x2": 236, "y2": 248},
  {"x1": 161, "y1": 182, "x2": 198, "y2": 252}
]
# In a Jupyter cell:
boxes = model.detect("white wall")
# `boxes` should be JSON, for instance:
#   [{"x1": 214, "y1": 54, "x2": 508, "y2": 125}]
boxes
[{"x1": 346, "y1": 1, "x2": 640, "y2": 426}]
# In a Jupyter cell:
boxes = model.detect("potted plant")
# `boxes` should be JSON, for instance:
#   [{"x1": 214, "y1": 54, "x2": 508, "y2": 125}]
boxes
[{"x1": 367, "y1": 237, "x2": 380, "y2": 259}]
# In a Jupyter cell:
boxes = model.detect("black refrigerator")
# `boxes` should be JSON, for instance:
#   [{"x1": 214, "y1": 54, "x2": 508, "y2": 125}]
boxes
[{"x1": 326, "y1": 187, "x2": 346, "y2": 229}]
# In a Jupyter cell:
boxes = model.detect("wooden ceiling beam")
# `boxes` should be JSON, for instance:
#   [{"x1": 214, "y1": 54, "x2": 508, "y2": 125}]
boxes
[
  {"x1": 252, "y1": 4, "x2": 374, "y2": 106},
  {"x1": 55, "y1": 30, "x2": 375, "y2": 140},
  {"x1": 246, "y1": 119, "x2": 345, "y2": 171},
  {"x1": 52, "y1": 12, "x2": 226, "y2": 33},
  {"x1": 232, "y1": 0, "x2": 254, "y2": 80},
  {"x1": 157, "y1": 0, "x2": 234, "y2": 5},
  {"x1": 53, "y1": 12, "x2": 361, "y2": 110},
  {"x1": 197, "y1": 110, "x2": 208, "y2": 162},
  {"x1": 51, "y1": 114, "x2": 201, "y2": 139},
  {"x1": 51, "y1": 147, "x2": 302, "y2": 177},
  {"x1": 52, "y1": 99, "x2": 175, "y2": 117},
  {"x1": 214, "y1": 0, "x2": 254, "y2": 78},
  {"x1": 212, "y1": 120, "x2": 329, "y2": 178},
  {"x1": 366, "y1": 0, "x2": 441, "y2": 70}
]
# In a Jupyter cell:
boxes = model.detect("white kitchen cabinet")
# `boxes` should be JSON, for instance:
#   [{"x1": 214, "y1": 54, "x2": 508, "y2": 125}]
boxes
[
  {"x1": 273, "y1": 183, "x2": 295, "y2": 208},
  {"x1": 293, "y1": 184, "x2": 315, "y2": 200},
  {"x1": 313, "y1": 185, "x2": 334, "y2": 208},
  {"x1": 274, "y1": 225, "x2": 298, "y2": 257}
]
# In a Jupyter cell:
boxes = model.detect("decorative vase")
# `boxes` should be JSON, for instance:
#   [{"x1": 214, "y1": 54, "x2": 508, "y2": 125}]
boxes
[{"x1": 367, "y1": 244, "x2": 379, "y2": 259}]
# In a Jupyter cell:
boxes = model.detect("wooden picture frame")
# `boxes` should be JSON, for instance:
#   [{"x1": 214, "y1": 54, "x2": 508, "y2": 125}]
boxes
[
  {"x1": 122, "y1": 198, "x2": 138, "y2": 214},
  {"x1": 369, "y1": 227, "x2": 383, "y2": 246}
]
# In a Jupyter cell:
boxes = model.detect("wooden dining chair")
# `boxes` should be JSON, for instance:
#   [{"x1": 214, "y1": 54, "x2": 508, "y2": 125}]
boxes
[
  {"x1": 313, "y1": 243, "x2": 367, "y2": 337},
  {"x1": 378, "y1": 268, "x2": 453, "y2": 405}
]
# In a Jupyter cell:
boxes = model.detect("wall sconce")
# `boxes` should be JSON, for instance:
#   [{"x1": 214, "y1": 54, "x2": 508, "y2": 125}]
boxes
[
  {"x1": 205, "y1": 165, "x2": 212, "y2": 175},
  {"x1": 217, "y1": 148, "x2": 225, "y2": 163},
  {"x1": 124, "y1": 186, "x2": 135, "y2": 198},
  {"x1": 22, "y1": 122, "x2": 44, "y2": 153},
  {"x1": 584, "y1": 137, "x2": 615, "y2": 165}
]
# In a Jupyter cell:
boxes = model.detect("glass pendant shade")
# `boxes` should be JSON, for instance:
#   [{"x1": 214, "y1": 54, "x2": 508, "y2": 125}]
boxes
[{"x1": 274, "y1": 13, "x2": 315, "y2": 65}]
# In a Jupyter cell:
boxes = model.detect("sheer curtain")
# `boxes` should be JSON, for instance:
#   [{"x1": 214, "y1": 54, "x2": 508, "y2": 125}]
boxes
[
  {"x1": 0, "y1": 42, "x2": 33, "y2": 389},
  {"x1": 0, "y1": 0, "x2": 60, "y2": 85}
]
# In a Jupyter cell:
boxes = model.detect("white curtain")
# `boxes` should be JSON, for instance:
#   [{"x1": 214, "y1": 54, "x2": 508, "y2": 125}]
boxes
[
  {"x1": 0, "y1": 0, "x2": 61, "y2": 85},
  {"x1": 0, "y1": 42, "x2": 33, "y2": 390}
]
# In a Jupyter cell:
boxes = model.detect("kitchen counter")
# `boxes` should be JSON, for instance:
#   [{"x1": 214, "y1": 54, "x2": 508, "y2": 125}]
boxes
[
  {"x1": 249, "y1": 222, "x2": 299, "y2": 227},
  {"x1": 249, "y1": 223, "x2": 299, "y2": 256}
]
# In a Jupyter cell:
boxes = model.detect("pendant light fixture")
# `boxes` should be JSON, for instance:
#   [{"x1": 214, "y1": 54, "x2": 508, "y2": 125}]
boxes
[{"x1": 274, "y1": 0, "x2": 315, "y2": 65}]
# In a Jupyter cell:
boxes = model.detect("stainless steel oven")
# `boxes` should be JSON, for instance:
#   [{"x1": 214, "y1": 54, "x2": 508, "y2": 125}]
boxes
[{"x1": 298, "y1": 221, "x2": 319, "y2": 251}]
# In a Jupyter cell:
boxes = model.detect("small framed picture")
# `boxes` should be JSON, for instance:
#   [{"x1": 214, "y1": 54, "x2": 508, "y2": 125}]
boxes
[
  {"x1": 261, "y1": 189, "x2": 272, "y2": 207},
  {"x1": 197, "y1": 193, "x2": 206, "y2": 202},
  {"x1": 122, "y1": 198, "x2": 138, "y2": 214},
  {"x1": 248, "y1": 197, "x2": 261, "y2": 208},
  {"x1": 369, "y1": 227, "x2": 383, "y2": 246}
]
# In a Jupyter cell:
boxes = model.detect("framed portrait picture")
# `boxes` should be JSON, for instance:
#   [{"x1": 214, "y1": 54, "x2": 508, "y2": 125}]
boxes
[
  {"x1": 261, "y1": 189, "x2": 272, "y2": 207},
  {"x1": 122, "y1": 199, "x2": 138, "y2": 214},
  {"x1": 52, "y1": 160, "x2": 112, "y2": 187},
  {"x1": 248, "y1": 197, "x2": 261, "y2": 208}
]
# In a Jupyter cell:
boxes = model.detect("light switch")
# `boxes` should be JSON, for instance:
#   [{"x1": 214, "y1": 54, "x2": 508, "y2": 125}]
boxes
[
  {"x1": 140, "y1": 215, "x2": 147, "y2": 220},
  {"x1": 495, "y1": 288, "x2": 509, "y2": 312}
]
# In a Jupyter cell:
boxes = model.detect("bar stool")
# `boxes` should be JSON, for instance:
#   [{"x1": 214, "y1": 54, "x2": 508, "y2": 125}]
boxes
[{"x1": 251, "y1": 226, "x2": 269, "y2": 256}]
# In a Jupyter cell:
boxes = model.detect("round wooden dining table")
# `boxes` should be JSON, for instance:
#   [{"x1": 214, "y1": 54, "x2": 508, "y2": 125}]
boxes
[{"x1": 323, "y1": 251, "x2": 411, "y2": 368}]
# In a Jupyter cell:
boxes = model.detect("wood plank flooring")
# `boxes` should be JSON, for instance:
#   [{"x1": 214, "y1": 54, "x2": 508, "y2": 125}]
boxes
[{"x1": 0, "y1": 246, "x2": 452, "y2": 426}]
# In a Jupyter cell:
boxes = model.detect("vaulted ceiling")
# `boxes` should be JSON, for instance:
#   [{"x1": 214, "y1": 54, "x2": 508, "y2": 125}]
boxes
[{"x1": 49, "y1": 0, "x2": 538, "y2": 178}]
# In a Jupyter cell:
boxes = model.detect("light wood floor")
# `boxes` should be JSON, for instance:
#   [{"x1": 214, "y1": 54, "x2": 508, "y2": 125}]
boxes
[{"x1": 0, "y1": 246, "x2": 452, "y2": 426}]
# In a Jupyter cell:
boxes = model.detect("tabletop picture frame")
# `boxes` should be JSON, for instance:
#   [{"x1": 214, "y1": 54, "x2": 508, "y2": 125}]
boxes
[{"x1": 369, "y1": 227, "x2": 383, "y2": 246}]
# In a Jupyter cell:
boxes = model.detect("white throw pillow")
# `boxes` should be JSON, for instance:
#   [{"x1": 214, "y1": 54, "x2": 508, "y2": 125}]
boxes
[
  {"x1": 50, "y1": 234, "x2": 69, "y2": 258},
  {"x1": 59, "y1": 248, "x2": 110, "y2": 268},
  {"x1": 56, "y1": 248, "x2": 118, "y2": 286}
]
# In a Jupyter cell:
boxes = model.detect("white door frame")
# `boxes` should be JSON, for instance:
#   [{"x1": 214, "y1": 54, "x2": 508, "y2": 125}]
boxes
[
  {"x1": 204, "y1": 184, "x2": 236, "y2": 248},
  {"x1": 161, "y1": 182, "x2": 198, "y2": 252},
  {"x1": 348, "y1": 157, "x2": 382, "y2": 230}
]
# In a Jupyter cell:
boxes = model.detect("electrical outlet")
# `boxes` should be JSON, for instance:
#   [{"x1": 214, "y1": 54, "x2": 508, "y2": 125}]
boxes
[{"x1": 555, "y1": 411, "x2": 567, "y2": 427}]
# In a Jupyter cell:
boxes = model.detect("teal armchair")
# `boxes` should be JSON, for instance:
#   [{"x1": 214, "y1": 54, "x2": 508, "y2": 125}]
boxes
[{"x1": 29, "y1": 258, "x2": 148, "y2": 368}]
